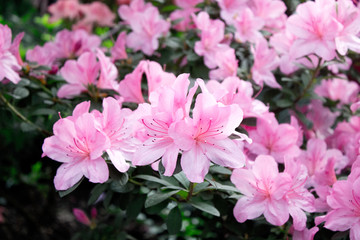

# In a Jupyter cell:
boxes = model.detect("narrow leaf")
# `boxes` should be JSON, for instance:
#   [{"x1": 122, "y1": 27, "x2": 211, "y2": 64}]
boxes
[
  {"x1": 145, "y1": 190, "x2": 180, "y2": 208},
  {"x1": 166, "y1": 206, "x2": 182, "y2": 235},
  {"x1": 189, "y1": 198, "x2": 220, "y2": 217}
]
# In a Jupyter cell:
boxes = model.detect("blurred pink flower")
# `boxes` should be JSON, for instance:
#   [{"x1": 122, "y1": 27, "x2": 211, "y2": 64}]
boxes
[
  {"x1": 0, "y1": 24, "x2": 24, "y2": 84},
  {"x1": 48, "y1": 0, "x2": 82, "y2": 22},
  {"x1": 81, "y1": 2, "x2": 115, "y2": 27},
  {"x1": 119, "y1": 0, "x2": 170, "y2": 55},
  {"x1": 193, "y1": 11, "x2": 227, "y2": 69},
  {"x1": 111, "y1": 32, "x2": 128, "y2": 62},
  {"x1": 316, "y1": 158, "x2": 360, "y2": 240},
  {"x1": 232, "y1": 7, "x2": 264, "y2": 43},
  {"x1": 206, "y1": 76, "x2": 268, "y2": 118},
  {"x1": 251, "y1": 38, "x2": 280, "y2": 88},
  {"x1": 287, "y1": 0, "x2": 342, "y2": 61},
  {"x1": 209, "y1": 47, "x2": 238, "y2": 80},
  {"x1": 57, "y1": 50, "x2": 119, "y2": 99},
  {"x1": 26, "y1": 29, "x2": 100, "y2": 67},
  {"x1": 315, "y1": 76, "x2": 359, "y2": 104},
  {"x1": 118, "y1": 60, "x2": 176, "y2": 103},
  {"x1": 247, "y1": 116, "x2": 300, "y2": 163}
]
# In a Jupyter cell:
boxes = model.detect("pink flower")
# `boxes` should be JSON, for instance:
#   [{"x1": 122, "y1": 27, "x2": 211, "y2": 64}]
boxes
[
  {"x1": 119, "y1": 0, "x2": 170, "y2": 56},
  {"x1": 248, "y1": 0, "x2": 286, "y2": 30},
  {"x1": 232, "y1": 155, "x2": 315, "y2": 229},
  {"x1": 296, "y1": 138, "x2": 347, "y2": 187},
  {"x1": 232, "y1": 7, "x2": 264, "y2": 43},
  {"x1": 118, "y1": 60, "x2": 176, "y2": 103},
  {"x1": 304, "y1": 99, "x2": 339, "y2": 139},
  {"x1": 209, "y1": 47, "x2": 238, "y2": 80},
  {"x1": 283, "y1": 157, "x2": 316, "y2": 231},
  {"x1": 251, "y1": 38, "x2": 280, "y2": 88},
  {"x1": 132, "y1": 74, "x2": 197, "y2": 176},
  {"x1": 0, "y1": 24, "x2": 24, "y2": 84},
  {"x1": 315, "y1": 76, "x2": 359, "y2": 105},
  {"x1": 96, "y1": 97, "x2": 136, "y2": 173},
  {"x1": 111, "y1": 32, "x2": 128, "y2": 62},
  {"x1": 26, "y1": 29, "x2": 100, "y2": 67},
  {"x1": 216, "y1": 0, "x2": 248, "y2": 23},
  {"x1": 170, "y1": 8, "x2": 199, "y2": 31},
  {"x1": 170, "y1": 89, "x2": 246, "y2": 182},
  {"x1": 57, "y1": 49, "x2": 119, "y2": 99},
  {"x1": 57, "y1": 52, "x2": 99, "y2": 98},
  {"x1": 81, "y1": 2, "x2": 116, "y2": 27},
  {"x1": 327, "y1": 116, "x2": 360, "y2": 164},
  {"x1": 270, "y1": 29, "x2": 299, "y2": 75},
  {"x1": 316, "y1": 158, "x2": 360, "y2": 240},
  {"x1": 247, "y1": 116, "x2": 300, "y2": 163},
  {"x1": 231, "y1": 155, "x2": 292, "y2": 226},
  {"x1": 291, "y1": 226, "x2": 319, "y2": 240},
  {"x1": 332, "y1": 0, "x2": 360, "y2": 55},
  {"x1": 48, "y1": 0, "x2": 82, "y2": 22},
  {"x1": 96, "y1": 49, "x2": 119, "y2": 91},
  {"x1": 287, "y1": 0, "x2": 342, "y2": 61},
  {"x1": 206, "y1": 76, "x2": 268, "y2": 118},
  {"x1": 193, "y1": 11, "x2": 227, "y2": 69},
  {"x1": 170, "y1": 0, "x2": 201, "y2": 31},
  {"x1": 42, "y1": 102, "x2": 110, "y2": 190},
  {"x1": 54, "y1": 29, "x2": 101, "y2": 59}
]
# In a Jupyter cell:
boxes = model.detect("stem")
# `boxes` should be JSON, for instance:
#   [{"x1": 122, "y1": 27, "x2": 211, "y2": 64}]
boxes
[
  {"x1": 293, "y1": 58, "x2": 323, "y2": 105},
  {"x1": 128, "y1": 178, "x2": 143, "y2": 186},
  {"x1": 0, "y1": 91, "x2": 51, "y2": 136},
  {"x1": 186, "y1": 182, "x2": 194, "y2": 201}
]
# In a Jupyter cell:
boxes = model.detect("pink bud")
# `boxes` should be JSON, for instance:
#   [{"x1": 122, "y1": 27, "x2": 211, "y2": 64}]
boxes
[
  {"x1": 73, "y1": 208, "x2": 91, "y2": 226},
  {"x1": 90, "y1": 207, "x2": 97, "y2": 219}
]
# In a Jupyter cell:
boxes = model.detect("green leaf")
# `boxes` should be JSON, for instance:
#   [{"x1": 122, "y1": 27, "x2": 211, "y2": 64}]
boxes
[
  {"x1": 31, "y1": 108, "x2": 57, "y2": 116},
  {"x1": 110, "y1": 182, "x2": 135, "y2": 193},
  {"x1": 209, "y1": 166, "x2": 232, "y2": 175},
  {"x1": 12, "y1": 87, "x2": 29, "y2": 99},
  {"x1": 186, "y1": 51, "x2": 200, "y2": 61},
  {"x1": 109, "y1": 165, "x2": 128, "y2": 186},
  {"x1": 134, "y1": 174, "x2": 173, "y2": 186},
  {"x1": 161, "y1": 5, "x2": 179, "y2": 12},
  {"x1": 145, "y1": 190, "x2": 180, "y2": 208},
  {"x1": 166, "y1": 206, "x2": 182, "y2": 235},
  {"x1": 193, "y1": 182, "x2": 209, "y2": 193},
  {"x1": 276, "y1": 99, "x2": 293, "y2": 108},
  {"x1": 88, "y1": 183, "x2": 108, "y2": 205},
  {"x1": 205, "y1": 177, "x2": 241, "y2": 193},
  {"x1": 189, "y1": 198, "x2": 220, "y2": 217},
  {"x1": 174, "y1": 172, "x2": 190, "y2": 189},
  {"x1": 58, "y1": 177, "x2": 83, "y2": 197},
  {"x1": 18, "y1": 78, "x2": 31, "y2": 87},
  {"x1": 165, "y1": 37, "x2": 182, "y2": 49},
  {"x1": 126, "y1": 194, "x2": 146, "y2": 219}
]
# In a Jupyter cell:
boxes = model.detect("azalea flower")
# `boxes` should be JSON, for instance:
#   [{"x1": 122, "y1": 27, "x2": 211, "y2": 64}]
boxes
[
  {"x1": 247, "y1": 116, "x2": 300, "y2": 163},
  {"x1": 251, "y1": 38, "x2": 280, "y2": 88},
  {"x1": 42, "y1": 102, "x2": 110, "y2": 190},
  {"x1": 170, "y1": 87, "x2": 247, "y2": 182},
  {"x1": 0, "y1": 24, "x2": 24, "y2": 84}
]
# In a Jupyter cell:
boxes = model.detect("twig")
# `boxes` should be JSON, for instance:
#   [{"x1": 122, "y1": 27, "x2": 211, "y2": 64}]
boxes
[{"x1": 0, "y1": 91, "x2": 51, "y2": 136}]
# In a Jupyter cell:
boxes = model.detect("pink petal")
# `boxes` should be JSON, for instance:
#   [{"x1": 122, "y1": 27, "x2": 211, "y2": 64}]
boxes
[
  {"x1": 54, "y1": 162, "x2": 84, "y2": 190},
  {"x1": 181, "y1": 145, "x2": 210, "y2": 183}
]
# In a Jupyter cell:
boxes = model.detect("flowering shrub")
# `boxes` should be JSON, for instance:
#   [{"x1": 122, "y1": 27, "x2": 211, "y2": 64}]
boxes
[{"x1": 2, "y1": 0, "x2": 360, "y2": 239}]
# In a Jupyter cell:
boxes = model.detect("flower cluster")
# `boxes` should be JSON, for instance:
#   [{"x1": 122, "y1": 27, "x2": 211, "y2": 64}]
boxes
[{"x1": 2, "y1": 0, "x2": 360, "y2": 239}]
